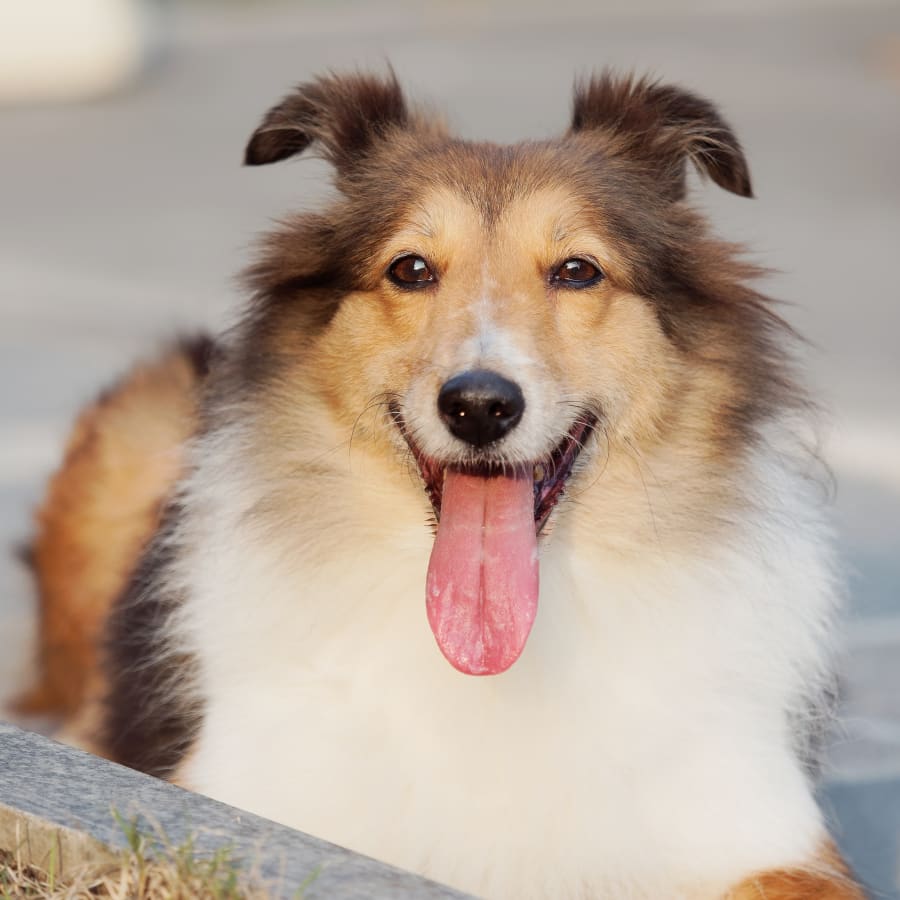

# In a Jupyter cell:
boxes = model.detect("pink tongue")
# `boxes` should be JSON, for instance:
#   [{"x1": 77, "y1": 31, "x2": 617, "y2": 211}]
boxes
[{"x1": 426, "y1": 470, "x2": 539, "y2": 675}]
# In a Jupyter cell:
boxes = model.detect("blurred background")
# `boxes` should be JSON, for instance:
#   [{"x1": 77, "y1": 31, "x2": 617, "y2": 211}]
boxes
[{"x1": 1, "y1": 0, "x2": 898, "y2": 894}]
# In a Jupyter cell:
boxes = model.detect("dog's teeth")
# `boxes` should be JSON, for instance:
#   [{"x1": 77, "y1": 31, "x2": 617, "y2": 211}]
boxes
[{"x1": 533, "y1": 464, "x2": 545, "y2": 482}]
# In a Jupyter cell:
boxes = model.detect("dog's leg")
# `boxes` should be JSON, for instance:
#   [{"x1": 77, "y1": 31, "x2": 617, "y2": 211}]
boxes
[{"x1": 725, "y1": 842, "x2": 866, "y2": 899}]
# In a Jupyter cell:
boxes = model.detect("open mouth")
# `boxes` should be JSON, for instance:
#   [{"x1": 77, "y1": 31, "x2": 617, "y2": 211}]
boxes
[
  {"x1": 392, "y1": 410, "x2": 596, "y2": 535},
  {"x1": 391, "y1": 404, "x2": 595, "y2": 678}
]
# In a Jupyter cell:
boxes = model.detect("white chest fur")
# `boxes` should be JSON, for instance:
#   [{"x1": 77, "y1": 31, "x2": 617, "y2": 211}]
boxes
[{"x1": 175, "y1": 447, "x2": 835, "y2": 899}]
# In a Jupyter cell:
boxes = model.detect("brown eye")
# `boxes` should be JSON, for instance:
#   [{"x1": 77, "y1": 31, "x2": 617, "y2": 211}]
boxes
[
  {"x1": 388, "y1": 254, "x2": 435, "y2": 288},
  {"x1": 552, "y1": 258, "x2": 604, "y2": 288}
]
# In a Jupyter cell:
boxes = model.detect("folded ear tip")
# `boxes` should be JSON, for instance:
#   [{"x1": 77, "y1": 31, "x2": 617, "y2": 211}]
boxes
[
  {"x1": 244, "y1": 132, "x2": 276, "y2": 166},
  {"x1": 720, "y1": 164, "x2": 753, "y2": 198},
  {"x1": 244, "y1": 72, "x2": 407, "y2": 171},
  {"x1": 243, "y1": 129, "x2": 311, "y2": 167},
  {"x1": 243, "y1": 141, "x2": 263, "y2": 166}
]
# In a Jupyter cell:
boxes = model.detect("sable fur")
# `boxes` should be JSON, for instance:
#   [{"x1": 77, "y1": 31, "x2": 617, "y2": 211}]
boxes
[
  {"x1": 244, "y1": 69, "x2": 411, "y2": 171},
  {"x1": 727, "y1": 842, "x2": 865, "y2": 899},
  {"x1": 24, "y1": 72, "x2": 864, "y2": 898},
  {"x1": 13, "y1": 337, "x2": 211, "y2": 718},
  {"x1": 570, "y1": 71, "x2": 753, "y2": 199}
]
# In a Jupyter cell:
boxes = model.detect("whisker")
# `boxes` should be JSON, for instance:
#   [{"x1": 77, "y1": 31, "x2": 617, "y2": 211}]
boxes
[
  {"x1": 348, "y1": 391, "x2": 397, "y2": 460},
  {"x1": 621, "y1": 436, "x2": 665, "y2": 552}
]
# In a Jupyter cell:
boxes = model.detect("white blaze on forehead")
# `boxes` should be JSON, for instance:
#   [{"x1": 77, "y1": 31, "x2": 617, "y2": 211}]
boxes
[
  {"x1": 478, "y1": 261, "x2": 494, "y2": 334},
  {"x1": 450, "y1": 264, "x2": 536, "y2": 373},
  {"x1": 460, "y1": 324, "x2": 536, "y2": 372}
]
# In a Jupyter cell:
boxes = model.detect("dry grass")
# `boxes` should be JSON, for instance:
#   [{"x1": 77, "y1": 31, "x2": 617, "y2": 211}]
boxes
[
  {"x1": 0, "y1": 813, "x2": 315, "y2": 900},
  {"x1": 0, "y1": 845, "x2": 266, "y2": 899}
]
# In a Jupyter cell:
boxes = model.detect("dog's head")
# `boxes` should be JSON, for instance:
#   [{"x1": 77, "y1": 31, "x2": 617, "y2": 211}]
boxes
[{"x1": 236, "y1": 71, "x2": 793, "y2": 675}]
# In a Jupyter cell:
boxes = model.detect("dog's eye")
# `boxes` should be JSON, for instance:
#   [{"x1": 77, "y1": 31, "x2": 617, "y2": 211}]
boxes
[
  {"x1": 551, "y1": 258, "x2": 604, "y2": 288},
  {"x1": 388, "y1": 255, "x2": 435, "y2": 288}
]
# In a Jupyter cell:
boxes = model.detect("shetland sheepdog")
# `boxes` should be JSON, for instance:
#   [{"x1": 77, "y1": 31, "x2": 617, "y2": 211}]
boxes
[{"x1": 17, "y1": 72, "x2": 866, "y2": 899}]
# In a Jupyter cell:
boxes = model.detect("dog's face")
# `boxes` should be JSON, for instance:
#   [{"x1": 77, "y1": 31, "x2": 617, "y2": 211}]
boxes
[{"x1": 237, "y1": 72, "x2": 789, "y2": 675}]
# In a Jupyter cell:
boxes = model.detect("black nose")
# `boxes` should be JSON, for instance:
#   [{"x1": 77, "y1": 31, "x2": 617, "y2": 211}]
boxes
[{"x1": 437, "y1": 370, "x2": 525, "y2": 447}]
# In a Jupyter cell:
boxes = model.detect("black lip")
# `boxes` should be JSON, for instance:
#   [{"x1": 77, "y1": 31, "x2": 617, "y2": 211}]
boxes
[
  {"x1": 532, "y1": 416, "x2": 595, "y2": 532},
  {"x1": 390, "y1": 405, "x2": 595, "y2": 534}
]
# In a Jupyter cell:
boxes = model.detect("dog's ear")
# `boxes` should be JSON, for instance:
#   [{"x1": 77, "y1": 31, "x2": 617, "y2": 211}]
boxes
[
  {"x1": 244, "y1": 71, "x2": 409, "y2": 172},
  {"x1": 571, "y1": 72, "x2": 752, "y2": 199}
]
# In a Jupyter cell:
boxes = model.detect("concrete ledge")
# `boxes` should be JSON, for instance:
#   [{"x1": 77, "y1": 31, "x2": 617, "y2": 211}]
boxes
[{"x1": 0, "y1": 723, "x2": 473, "y2": 899}]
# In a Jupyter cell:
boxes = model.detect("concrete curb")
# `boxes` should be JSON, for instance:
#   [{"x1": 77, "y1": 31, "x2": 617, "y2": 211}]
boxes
[{"x1": 0, "y1": 723, "x2": 474, "y2": 899}]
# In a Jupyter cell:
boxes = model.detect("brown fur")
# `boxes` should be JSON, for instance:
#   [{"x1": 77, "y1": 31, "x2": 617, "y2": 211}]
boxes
[
  {"x1": 12, "y1": 338, "x2": 210, "y2": 718},
  {"x1": 238, "y1": 73, "x2": 793, "y2": 449},
  {"x1": 727, "y1": 842, "x2": 866, "y2": 898},
  {"x1": 570, "y1": 70, "x2": 753, "y2": 199}
]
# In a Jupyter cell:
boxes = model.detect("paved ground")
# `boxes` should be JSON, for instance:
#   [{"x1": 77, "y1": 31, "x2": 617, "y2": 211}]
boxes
[{"x1": 1, "y1": 0, "x2": 898, "y2": 894}]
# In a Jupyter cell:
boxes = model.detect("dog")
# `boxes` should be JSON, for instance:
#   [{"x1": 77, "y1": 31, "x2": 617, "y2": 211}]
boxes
[{"x1": 17, "y1": 71, "x2": 865, "y2": 899}]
